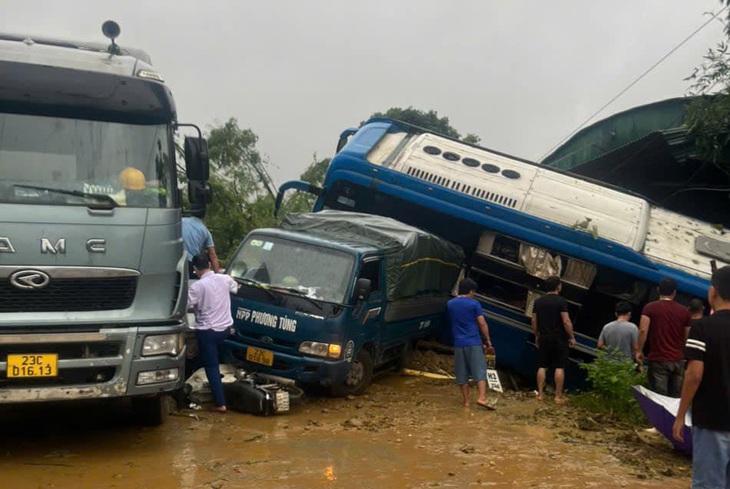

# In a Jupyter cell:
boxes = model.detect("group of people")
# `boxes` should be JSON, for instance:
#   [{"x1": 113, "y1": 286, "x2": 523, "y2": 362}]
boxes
[{"x1": 447, "y1": 271, "x2": 730, "y2": 488}]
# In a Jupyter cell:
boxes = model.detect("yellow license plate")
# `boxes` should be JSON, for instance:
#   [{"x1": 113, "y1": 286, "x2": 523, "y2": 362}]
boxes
[
  {"x1": 7, "y1": 354, "x2": 58, "y2": 378},
  {"x1": 246, "y1": 347, "x2": 274, "y2": 367}
]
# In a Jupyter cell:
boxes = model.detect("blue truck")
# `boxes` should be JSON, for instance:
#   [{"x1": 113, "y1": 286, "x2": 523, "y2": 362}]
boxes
[{"x1": 224, "y1": 211, "x2": 463, "y2": 395}]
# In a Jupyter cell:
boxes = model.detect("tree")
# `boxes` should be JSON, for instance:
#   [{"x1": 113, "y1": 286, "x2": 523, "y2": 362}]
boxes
[
  {"x1": 367, "y1": 106, "x2": 480, "y2": 144},
  {"x1": 682, "y1": 2, "x2": 730, "y2": 176},
  {"x1": 204, "y1": 118, "x2": 278, "y2": 261},
  {"x1": 685, "y1": 41, "x2": 730, "y2": 175}
]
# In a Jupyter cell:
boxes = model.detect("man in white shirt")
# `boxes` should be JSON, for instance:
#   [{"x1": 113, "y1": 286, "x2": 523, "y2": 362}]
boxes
[{"x1": 188, "y1": 252, "x2": 239, "y2": 412}]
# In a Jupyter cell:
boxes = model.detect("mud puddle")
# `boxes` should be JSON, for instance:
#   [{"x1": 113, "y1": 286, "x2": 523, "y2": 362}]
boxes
[{"x1": 0, "y1": 372, "x2": 690, "y2": 489}]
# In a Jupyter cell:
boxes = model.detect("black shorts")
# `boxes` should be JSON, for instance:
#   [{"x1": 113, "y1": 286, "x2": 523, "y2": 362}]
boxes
[{"x1": 538, "y1": 335, "x2": 569, "y2": 369}]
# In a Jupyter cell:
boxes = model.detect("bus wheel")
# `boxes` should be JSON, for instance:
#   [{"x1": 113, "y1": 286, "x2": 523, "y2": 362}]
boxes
[
  {"x1": 332, "y1": 348, "x2": 373, "y2": 397},
  {"x1": 132, "y1": 395, "x2": 168, "y2": 426}
]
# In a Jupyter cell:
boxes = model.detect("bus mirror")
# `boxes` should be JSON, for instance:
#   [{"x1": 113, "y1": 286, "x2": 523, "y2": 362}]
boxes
[
  {"x1": 184, "y1": 137, "x2": 210, "y2": 181},
  {"x1": 274, "y1": 181, "x2": 323, "y2": 216},
  {"x1": 336, "y1": 127, "x2": 358, "y2": 153},
  {"x1": 354, "y1": 278, "x2": 372, "y2": 302}
]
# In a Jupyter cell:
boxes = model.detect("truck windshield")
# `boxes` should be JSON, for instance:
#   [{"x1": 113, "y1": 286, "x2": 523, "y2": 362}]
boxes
[
  {"x1": 228, "y1": 235, "x2": 356, "y2": 304},
  {"x1": 0, "y1": 113, "x2": 174, "y2": 208}
]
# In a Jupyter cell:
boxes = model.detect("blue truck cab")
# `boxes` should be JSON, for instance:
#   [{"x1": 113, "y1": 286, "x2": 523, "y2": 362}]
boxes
[{"x1": 224, "y1": 211, "x2": 463, "y2": 395}]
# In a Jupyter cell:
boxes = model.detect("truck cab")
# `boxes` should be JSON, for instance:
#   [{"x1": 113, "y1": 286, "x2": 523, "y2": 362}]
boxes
[
  {"x1": 0, "y1": 23, "x2": 210, "y2": 424},
  {"x1": 225, "y1": 211, "x2": 463, "y2": 395}
]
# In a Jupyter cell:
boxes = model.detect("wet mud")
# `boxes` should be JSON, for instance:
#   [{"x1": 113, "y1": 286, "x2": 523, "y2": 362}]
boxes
[{"x1": 0, "y1": 371, "x2": 690, "y2": 489}]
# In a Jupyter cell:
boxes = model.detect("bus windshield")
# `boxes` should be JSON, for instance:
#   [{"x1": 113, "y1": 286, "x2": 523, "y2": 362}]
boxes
[
  {"x1": 0, "y1": 113, "x2": 174, "y2": 208},
  {"x1": 228, "y1": 235, "x2": 356, "y2": 304}
]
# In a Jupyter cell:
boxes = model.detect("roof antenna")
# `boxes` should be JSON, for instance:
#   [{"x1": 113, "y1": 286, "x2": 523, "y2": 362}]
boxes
[{"x1": 101, "y1": 20, "x2": 121, "y2": 55}]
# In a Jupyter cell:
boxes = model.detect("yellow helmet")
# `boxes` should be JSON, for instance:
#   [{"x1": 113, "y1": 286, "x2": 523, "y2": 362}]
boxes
[{"x1": 118, "y1": 167, "x2": 146, "y2": 191}]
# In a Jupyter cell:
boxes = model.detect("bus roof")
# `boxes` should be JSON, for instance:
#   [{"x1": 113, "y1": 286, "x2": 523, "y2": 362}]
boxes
[{"x1": 332, "y1": 119, "x2": 730, "y2": 285}]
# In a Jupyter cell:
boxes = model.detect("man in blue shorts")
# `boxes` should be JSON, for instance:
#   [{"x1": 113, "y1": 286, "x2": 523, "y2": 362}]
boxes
[{"x1": 447, "y1": 278, "x2": 493, "y2": 408}]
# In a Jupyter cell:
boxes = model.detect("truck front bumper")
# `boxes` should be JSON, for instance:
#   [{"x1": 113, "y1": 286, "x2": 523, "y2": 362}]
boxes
[
  {"x1": 225, "y1": 339, "x2": 351, "y2": 386},
  {"x1": 0, "y1": 325, "x2": 185, "y2": 403}
]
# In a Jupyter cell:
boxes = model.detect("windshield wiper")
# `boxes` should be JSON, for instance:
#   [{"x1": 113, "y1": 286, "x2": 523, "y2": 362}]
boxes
[
  {"x1": 14, "y1": 184, "x2": 118, "y2": 208},
  {"x1": 233, "y1": 277, "x2": 278, "y2": 301},
  {"x1": 271, "y1": 286, "x2": 324, "y2": 310}
]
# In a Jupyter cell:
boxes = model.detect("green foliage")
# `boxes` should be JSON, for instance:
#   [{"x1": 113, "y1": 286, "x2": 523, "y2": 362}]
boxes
[
  {"x1": 368, "y1": 107, "x2": 480, "y2": 144},
  {"x1": 573, "y1": 350, "x2": 647, "y2": 425},
  {"x1": 201, "y1": 119, "x2": 330, "y2": 262},
  {"x1": 203, "y1": 118, "x2": 277, "y2": 262},
  {"x1": 685, "y1": 41, "x2": 730, "y2": 173}
]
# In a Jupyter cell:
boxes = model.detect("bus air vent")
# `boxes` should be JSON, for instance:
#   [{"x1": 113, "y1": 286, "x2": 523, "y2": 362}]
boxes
[{"x1": 405, "y1": 166, "x2": 517, "y2": 209}]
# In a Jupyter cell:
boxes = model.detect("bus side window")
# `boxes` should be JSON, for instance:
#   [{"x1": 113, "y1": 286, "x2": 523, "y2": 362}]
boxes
[{"x1": 359, "y1": 260, "x2": 381, "y2": 295}]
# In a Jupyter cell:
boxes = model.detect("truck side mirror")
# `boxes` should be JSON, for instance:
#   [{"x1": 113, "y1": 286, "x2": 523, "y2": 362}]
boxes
[
  {"x1": 188, "y1": 181, "x2": 211, "y2": 206},
  {"x1": 184, "y1": 137, "x2": 210, "y2": 181},
  {"x1": 354, "y1": 278, "x2": 372, "y2": 302}
]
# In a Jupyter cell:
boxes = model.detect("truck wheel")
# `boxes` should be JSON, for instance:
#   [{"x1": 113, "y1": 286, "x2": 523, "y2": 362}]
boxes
[
  {"x1": 332, "y1": 348, "x2": 373, "y2": 397},
  {"x1": 132, "y1": 395, "x2": 168, "y2": 426}
]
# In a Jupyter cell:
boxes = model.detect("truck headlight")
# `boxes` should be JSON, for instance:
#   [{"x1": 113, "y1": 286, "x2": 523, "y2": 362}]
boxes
[
  {"x1": 299, "y1": 341, "x2": 342, "y2": 359},
  {"x1": 142, "y1": 333, "x2": 184, "y2": 356}
]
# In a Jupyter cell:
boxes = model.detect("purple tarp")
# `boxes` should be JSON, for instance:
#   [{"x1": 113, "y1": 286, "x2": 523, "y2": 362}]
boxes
[{"x1": 632, "y1": 385, "x2": 692, "y2": 456}]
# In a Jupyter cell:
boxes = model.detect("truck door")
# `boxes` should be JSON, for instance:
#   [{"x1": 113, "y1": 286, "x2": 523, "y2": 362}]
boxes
[{"x1": 356, "y1": 258, "x2": 384, "y2": 360}]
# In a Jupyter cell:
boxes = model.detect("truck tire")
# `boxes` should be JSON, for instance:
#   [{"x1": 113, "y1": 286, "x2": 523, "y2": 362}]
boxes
[
  {"x1": 331, "y1": 348, "x2": 373, "y2": 397},
  {"x1": 132, "y1": 395, "x2": 168, "y2": 426}
]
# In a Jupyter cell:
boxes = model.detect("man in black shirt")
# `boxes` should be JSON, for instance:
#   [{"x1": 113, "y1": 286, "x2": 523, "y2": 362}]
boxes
[
  {"x1": 674, "y1": 266, "x2": 730, "y2": 488},
  {"x1": 532, "y1": 276, "x2": 576, "y2": 404}
]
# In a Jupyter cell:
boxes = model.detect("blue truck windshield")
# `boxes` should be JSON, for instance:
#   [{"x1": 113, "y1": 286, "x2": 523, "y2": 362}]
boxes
[
  {"x1": 228, "y1": 235, "x2": 356, "y2": 304},
  {"x1": 0, "y1": 113, "x2": 174, "y2": 208}
]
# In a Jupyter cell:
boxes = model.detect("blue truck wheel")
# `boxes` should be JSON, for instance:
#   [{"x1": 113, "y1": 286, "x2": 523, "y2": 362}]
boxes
[{"x1": 331, "y1": 348, "x2": 373, "y2": 397}]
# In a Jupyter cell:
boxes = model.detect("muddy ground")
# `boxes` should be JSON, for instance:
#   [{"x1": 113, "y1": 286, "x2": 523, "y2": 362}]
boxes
[{"x1": 0, "y1": 351, "x2": 690, "y2": 489}]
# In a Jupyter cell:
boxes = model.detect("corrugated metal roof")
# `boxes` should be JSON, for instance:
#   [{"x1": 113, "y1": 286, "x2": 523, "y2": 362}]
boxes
[{"x1": 542, "y1": 97, "x2": 693, "y2": 170}]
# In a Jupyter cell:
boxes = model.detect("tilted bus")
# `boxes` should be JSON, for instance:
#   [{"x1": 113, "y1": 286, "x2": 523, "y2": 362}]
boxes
[{"x1": 277, "y1": 119, "x2": 729, "y2": 382}]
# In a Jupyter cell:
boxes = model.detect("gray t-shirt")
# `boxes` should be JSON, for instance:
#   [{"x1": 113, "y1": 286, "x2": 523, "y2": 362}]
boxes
[{"x1": 598, "y1": 320, "x2": 638, "y2": 361}]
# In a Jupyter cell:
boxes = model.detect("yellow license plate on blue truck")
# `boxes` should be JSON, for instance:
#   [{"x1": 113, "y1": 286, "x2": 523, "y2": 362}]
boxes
[
  {"x1": 246, "y1": 347, "x2": 274, "y2": 366},
  {"x1": 7, "y1": 354, "x2": 58, "y2": 378}
]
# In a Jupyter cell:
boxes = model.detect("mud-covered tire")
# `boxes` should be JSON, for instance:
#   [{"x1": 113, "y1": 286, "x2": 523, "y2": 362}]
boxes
[
  {"x1": 132, "y1": 395, "x2": 168, "y2": 426},
  {"x1": 331, "y1": 348, "x2": 373, "y2": 397}
]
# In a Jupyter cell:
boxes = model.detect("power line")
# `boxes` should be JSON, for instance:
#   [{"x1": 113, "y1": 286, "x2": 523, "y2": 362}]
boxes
[{"x1": 539, "y1": 5, "x2": 729, "y2": 163}]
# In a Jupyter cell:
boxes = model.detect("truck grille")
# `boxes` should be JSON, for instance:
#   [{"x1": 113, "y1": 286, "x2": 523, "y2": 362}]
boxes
[
  {"x1": 0, "y1": 277, "x2": 137, "y2": 313},
  {"x1": 0, "y1": 367, "x2": 116, "y2": 387}
]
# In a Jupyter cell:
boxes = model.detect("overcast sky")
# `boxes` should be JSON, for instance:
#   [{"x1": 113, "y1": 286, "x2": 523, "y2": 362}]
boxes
[{"x1": 1, "y1": 1, "x2": 726, "y2": 185}]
